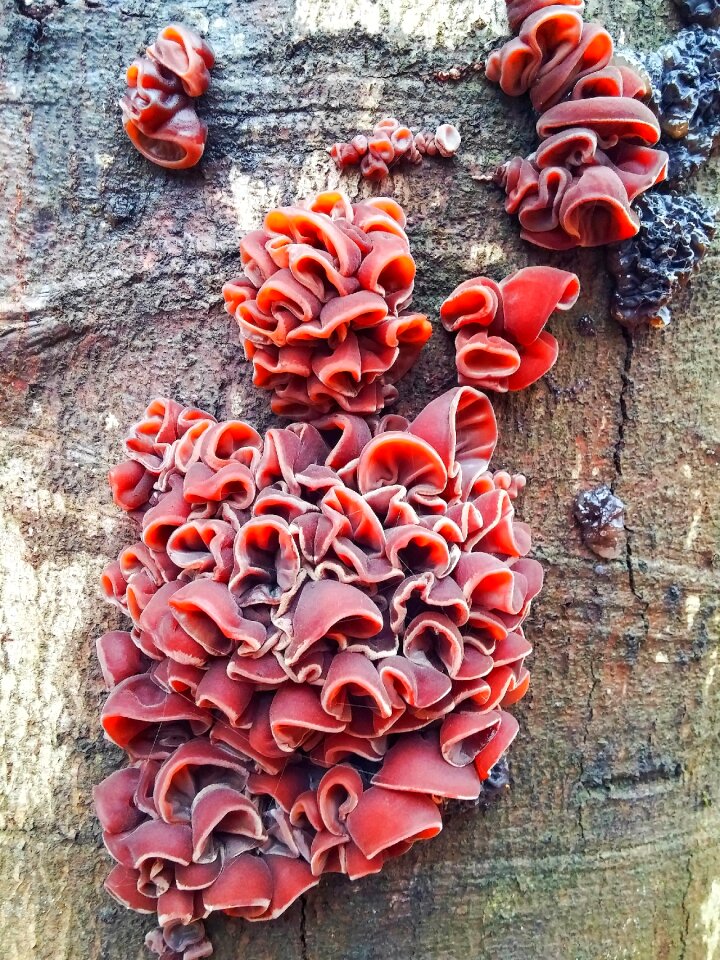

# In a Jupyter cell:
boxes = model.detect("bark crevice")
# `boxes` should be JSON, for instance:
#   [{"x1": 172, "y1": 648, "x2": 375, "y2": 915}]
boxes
[
  {"x1": 613, "y1": 326, "x2": 650, "y2": 642},
  {"x1": 612, "y1": 325, "x2": 634, "y2": 482},
  {"x1": 679, "y1": 850, "x2": 694, "y2": 959},
  {"x1": 299, "y1": 895, "x2": 309, "y2": 960},
  {"x1": 576, "y1": 654, "x2": 600, "y2": 843}
]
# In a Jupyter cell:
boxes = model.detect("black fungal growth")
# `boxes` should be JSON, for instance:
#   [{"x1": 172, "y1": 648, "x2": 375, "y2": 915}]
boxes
[
  {"x1": 607, "y1": 192, "x2": 716, "y2": 330},
  {"x1": 445, "y1": 758, "x2": 511, "y2": 819},
  {"x1": 573, "y1": 485, "x2": 625, "y2": 560},
  {"x1": 647, "y1": 26, "x2": 720, "y2": 180},
  {"x1": 480, "y1": 756, "x2": 511, "y2": 802},
  {"x1": 575, "y1": 314, "x2": 597, "y2": 337},
  {"x1": 673, "y1": 0, "x2": 720, "y2": 27}
]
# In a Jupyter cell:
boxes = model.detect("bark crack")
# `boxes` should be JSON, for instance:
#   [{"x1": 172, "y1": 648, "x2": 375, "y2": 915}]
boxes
[
  {"x1": 299, "y1": 895, "x2": 309, "y2": 960},
  {"x1": 612, "y1": 325, "x2": 633, "y2": 482},
  {"x1": 613, "y1": 326, "x2": 650, "y2": 641},
  {"x1": 23, "y1": 15, "x2": 45, "y2": 66},
  {"x1": 577, "y1": 654, "x2": 600, "y2": 843},
  {"x1": 679, "y1": 850, "x2": 693, "y2": 959}
]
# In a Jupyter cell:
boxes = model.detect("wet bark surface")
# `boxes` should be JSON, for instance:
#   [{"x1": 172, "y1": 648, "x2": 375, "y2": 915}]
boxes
[{"x1": 0, "y1": 1, "x2": 718, "y2": 958}]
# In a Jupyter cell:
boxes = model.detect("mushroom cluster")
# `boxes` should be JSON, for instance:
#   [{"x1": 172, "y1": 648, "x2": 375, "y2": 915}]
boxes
[
  {"x1": 440, "y1": 266, "x2": 580, "y2": 391},
  {"x1": 330, "y1": 118, "x2": 461, "y2": 180},
  {"x1": 487, "y1": 0, "x2": 669, "y2": 248},
  {"x1": 222, "y1": 191, "x2": 432, "y2": 418},
  {"x1": 96, "y1": 387, "x2": 541, "y2": 958},
  {"x1": 120, "y1": 24, "x2": 214, "y2": 169}
]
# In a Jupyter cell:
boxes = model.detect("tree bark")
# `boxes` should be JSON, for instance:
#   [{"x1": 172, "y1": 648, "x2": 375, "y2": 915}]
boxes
[{"x1": 1, "y1": 1, "x2": 718, "y2": 958}]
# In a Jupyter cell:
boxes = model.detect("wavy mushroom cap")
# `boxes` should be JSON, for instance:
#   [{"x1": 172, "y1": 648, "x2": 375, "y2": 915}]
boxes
[{"x1": 440, "y1": 265, "x2": 579, "y2": 390}]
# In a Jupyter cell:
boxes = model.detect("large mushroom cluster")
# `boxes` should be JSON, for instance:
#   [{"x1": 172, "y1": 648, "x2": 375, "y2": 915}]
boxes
[
  {"x1": 96, "y1": 387, "x2": 541, "y2": 958},
  {"x1": 487, "y1": 0, "x2": 669, "y2": 248},
  {"x1": 222, "y1": 191, "x2": 432, "y2": 418},
  {"x1": 120, "y1": 24, "x2": 214, "y2": 169}
]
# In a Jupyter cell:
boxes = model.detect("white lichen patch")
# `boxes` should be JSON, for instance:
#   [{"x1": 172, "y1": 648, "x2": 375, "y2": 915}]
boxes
[
  {"x1": 293, "y1": 153, "x2": 344, "y2": 202},
  {"x1": 704, "y1": 648, "x2": 718, "y2": 696},
  {"x1": 684, "y1": 506, "x2": 703, "y2": 551},
  {"x1": 0, "y1": 456, "x2": 66, "y2": 520},
  {"x1": 94, "y1": 153, "x2": 114, "y2": 170},
  {"x1": 0, "y1": 457, "x2": 101, "y2": 833},
  {"x1": 467, "y1": 240, "x2": 507, "y2": 269},
  {"x1": 228, "y1": 155, "x2": 354, "y2": 233},
  {"x1": 685, "y1": 593, "x2": 701, "y2": 631},
  {"x1": 228, "y1": 169, "x2": 283, "y2": 232},
  {"x1": 700, "y1": 879, "x2": 720, "y2": 960},
  {"x1": 210, "y1": 18, "x2": 247, "y2": 54},
  {"x1": 571, "y1": 448, "x2": 583, "y2": 481},
  {"x1": 292, "y1": 0, "x2": 508, "y2": 47}
]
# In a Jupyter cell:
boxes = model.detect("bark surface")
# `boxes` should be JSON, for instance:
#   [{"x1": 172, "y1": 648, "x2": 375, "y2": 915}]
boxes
[{"x1": 0, "y1": 1, "x2": 718, "y2": 958}]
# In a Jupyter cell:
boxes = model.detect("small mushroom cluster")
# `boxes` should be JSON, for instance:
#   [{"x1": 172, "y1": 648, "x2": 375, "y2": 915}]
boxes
[
  {"x1": 440, "y1": 266, "x2": 580, "y2": 392},
  {"x1": 222, "y1": 191, "x2": 432, "y2": 418},
  {"x1": 330, "y1": 118, "x2": 461, "y2": 180},
  {"x1": 120, "y1": 24, "x2": 214, "y2": 169}
]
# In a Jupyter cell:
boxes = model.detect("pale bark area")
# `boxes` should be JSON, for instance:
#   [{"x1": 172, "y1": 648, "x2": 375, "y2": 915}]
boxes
[{"x1": 0, "y1": 0, "x2": 718, "y2": 958}]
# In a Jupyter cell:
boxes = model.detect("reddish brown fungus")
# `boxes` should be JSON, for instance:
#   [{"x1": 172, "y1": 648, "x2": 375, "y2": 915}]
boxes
[
  {"x1": 222, "y1": 190, "x2": 432, "y2": 418},
  {"x1": 120, "y1": 24, "x2": 214, "y2": 169},
  {"x1": 440, "y1": 266, "x2": 580, "y2": 391},
  {"x1": 487, "y1": 0, "x2": 668, "y2": 249},
  {"x1": 330, "y1": 118, "x2": 461, "y2": 178},
  {"x1": 96, "y1": 388, "x2": 542, "y2": 956}
]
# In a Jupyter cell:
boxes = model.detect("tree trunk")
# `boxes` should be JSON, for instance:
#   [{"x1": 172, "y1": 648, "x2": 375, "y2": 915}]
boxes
[{"x1": 1, "y1": 1, "x2": 718, "y2": 958}]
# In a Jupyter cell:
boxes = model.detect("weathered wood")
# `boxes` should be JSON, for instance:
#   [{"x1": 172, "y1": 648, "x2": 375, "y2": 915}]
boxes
[{"x1": 0, "y1": 1, "x2": 718, "y2": 958}]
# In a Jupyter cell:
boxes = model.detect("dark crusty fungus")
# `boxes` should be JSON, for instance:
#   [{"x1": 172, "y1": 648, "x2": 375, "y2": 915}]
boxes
[
  {"x1": 646, "y1": 26, "x2": 720, "y2": 181},
  {"x1": 607, "y1": 191, "x2": 716, "y2": 330},
  {"x1": 573, "y1": 484, "x2": 625, "y2": 559},
  {"x1": 673, "y1": 0, "x2": 720, "y2": 27}
]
